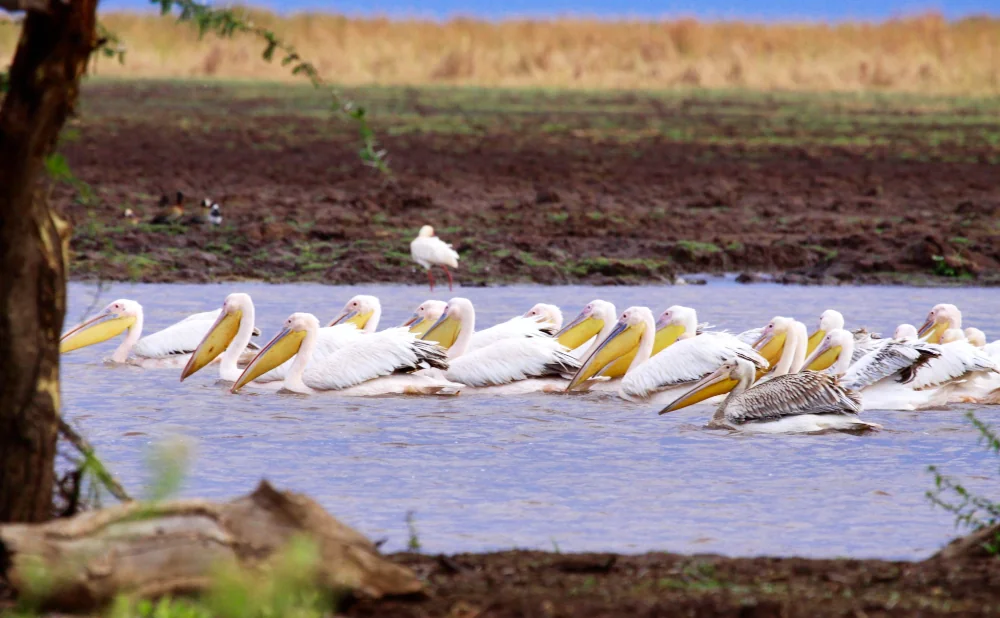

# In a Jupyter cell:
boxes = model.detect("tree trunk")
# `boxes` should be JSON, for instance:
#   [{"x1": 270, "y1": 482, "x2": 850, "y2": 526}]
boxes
[
  {"x1": 0, "y1": 0, "x2": 98, "y2": 523},
  {"x1": 0, "y1": 481, "x2": 423, "y2": 612}
]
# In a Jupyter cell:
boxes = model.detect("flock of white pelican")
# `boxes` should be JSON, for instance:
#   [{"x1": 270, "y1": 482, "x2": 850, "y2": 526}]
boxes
[{"x1": 59, "y1": 294, "x2": 1000, "y2": 434}]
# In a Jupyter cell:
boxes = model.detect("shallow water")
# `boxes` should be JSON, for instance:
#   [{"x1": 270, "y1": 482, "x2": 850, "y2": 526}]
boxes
[{"x1": 63, "y1": 280, "x2": 999, "y2": 560}]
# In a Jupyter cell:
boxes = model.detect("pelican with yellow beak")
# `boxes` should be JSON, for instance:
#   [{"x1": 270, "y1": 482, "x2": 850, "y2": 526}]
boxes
[
  {"x1": 180, "y1": 293, "x2": 268, "y2": 382},
  {"x1": 328, "y1": 295, "x2": 381, "y2": 330},
  {"x1": 568, "y1": 305, "x2": 703, "y2": 389},
  {"x1": 523, "y1": 303, "x2": 563, "y2": 332},
  {"x1": 401, "y1": 300, "x2": 446, "y2": 337},
  {"x1": 421, "y1": 300, "x2": 553, "y2": 353},
  {"x1": 568, "y1": 306, "x2": 768, "y2": 405},
  {"x1": 421, "y1": 298, "x2": 579, "y2": 391},
  {"x1": 659, "y1": 356, "x2": 877, "y2": 433},
  {"x1": 232, "y1": 313, "x2": 456, "y2": 395},
  {"x1": 918, "y1": 304, "x2": 961, "y2": 344},
  {"x1": 555, "y1": 300, "x2": 617, "y2": 358},
  {"x1": 752, "y1": 317, "x2": 808, "y2": 378},
  {"x1": 806, "y1": 310, "x2": 844, "y2": 356},
  {"x1": 60, "y1": 299, "x2": 259, "y2": 368},
  {"x1": 801, "y1": 328, "x2": 856, "y2": 376}
]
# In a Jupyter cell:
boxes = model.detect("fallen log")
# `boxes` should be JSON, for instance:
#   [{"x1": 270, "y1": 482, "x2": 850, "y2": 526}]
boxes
[{"x1": 0, "y1": 480, "x2": 422, "y2": 612}]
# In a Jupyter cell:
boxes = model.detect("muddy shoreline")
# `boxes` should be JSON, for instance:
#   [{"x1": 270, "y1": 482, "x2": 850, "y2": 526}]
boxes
[{"x1": 55, "y1": 82, "x2": 1000, "y2": 287}]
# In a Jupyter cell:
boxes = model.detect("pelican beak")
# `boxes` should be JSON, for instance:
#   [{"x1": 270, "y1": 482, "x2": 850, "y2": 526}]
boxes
[
  {"x1": 59, "y1": 310, "x2": 136, "y2": 353},
  {"x1": 422, "y1": 310, "x2": 461, "y2": 348},
  {"x1": 328, "y1": 309, "x2": 372, "y2": 329},
  {"x1": 659, "y1": 365, "x2": 737, "y2": 414},
  {"x1": 653, "y1": 321, "x2": 687, "y2": 352},
  {"x1": 752, "y1": 330, "x2": 787, "y2": 368},
  {"x1": 802, "y1": 339, "x2": 841, "y2": 372},
  {"x1": 805, "y1": 329, "x2": 826, "y2": 356},
  {"x1": 567, "y1": 319, "x2": 645, "y2": 391},
  {"x1": 231, "y1": 327, "x2": 306, "y2": 393},
  {"x1": 555, "y1": 310, "x2": 603, "y2": 350},
  {"x1": 181, "y1": 309, "x2": 242, "y2": 381},
  {"x1": 918, "y1": 318, "x2": 946, "y2": 344}
]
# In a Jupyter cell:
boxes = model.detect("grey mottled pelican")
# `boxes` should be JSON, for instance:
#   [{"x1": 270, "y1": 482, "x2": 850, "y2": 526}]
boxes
[{"x1": 660, "y1": 355, "x2": 878, "y2": 433}]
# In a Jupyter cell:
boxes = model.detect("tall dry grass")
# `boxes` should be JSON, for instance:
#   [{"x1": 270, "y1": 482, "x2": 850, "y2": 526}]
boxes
[{"x1": 2, "y1": 9, "x2": 999, "y2": 94}]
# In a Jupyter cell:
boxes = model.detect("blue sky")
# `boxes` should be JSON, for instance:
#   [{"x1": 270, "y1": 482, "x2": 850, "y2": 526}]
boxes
[{"x1": 98, "y1": 0, "x2": 998, "y2": 21}]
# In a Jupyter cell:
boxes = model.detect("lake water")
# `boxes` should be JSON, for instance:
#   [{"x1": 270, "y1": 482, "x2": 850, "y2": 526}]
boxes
[{"x1": 62, "y1": 280, "x2": 999, "y2": 560}]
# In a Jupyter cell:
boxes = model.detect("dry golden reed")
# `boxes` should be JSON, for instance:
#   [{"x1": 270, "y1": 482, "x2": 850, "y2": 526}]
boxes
[{"x1": 3, "y1": 9, "x2": 1000, "y2": 94}]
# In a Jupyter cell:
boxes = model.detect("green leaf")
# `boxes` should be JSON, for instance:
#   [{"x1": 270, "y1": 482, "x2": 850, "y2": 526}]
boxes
[{"x1": 44, "y1": 154, "x2": 72, "y2": 182}]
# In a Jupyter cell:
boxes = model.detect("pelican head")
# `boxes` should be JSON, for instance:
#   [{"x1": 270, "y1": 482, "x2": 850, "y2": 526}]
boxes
[
  {"x1": 523, "y1": 303, "x2": 563, "y2": 330},
  {"x1": 328, "y1": 295, "x2": 381, "y2": 332},
  {"x1": 567, "y1": 306, "x2": 652, "y2": 391},
  {"x1": 232, "y1": 312, "x2": 318, "y2": 393},
  {"x1": 659, "y1": 356, "x2": 755, "y2": 415},
  {"x1": 422, "y1": 297, "x2": 474, "y2": 349},
  {"x1": 181, "y1": 293, "x2": 254, "y2": 381},
  {"x1": 417, "y1": 225, "x2": 435, "y2": 238},
  {"x1": 655, "y1": 305, "x2": 698, "y2": 344},
  {"x1": 401, "y1": 300, "x2": 446, "y2": 336},
  {"x1": 802, "y1": 327, "x2": 853, "y2": 374},
  {"x1": 940, "y1": 328, "x2": 966, "y2": 344},
  {"x1": 752, "y1": 316, "x2": 794, "y2": 367},
  {"x1": 893, "y1": 324, "x2": 917, "y2": 340},
  {"x1": 964, "y1": 327, "x2": 987, "y2": 348},
  {"x1": 806, "y1": 309, "x2": 845, "y2": 355},
  {"x1": 556, "y1": 300, "x2": 614, "y2": 350},
  {"x1": 60, "y1": 299, "x2": 141, "y2": 354},
  {"x1": 918, "y1": 303, "x2": 961, "y2": 343}
]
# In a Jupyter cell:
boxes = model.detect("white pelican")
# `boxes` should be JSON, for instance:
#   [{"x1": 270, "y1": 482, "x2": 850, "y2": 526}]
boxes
[
  {"x1": 918, "y1": 303, "x2": 961, "y2": 343},
  {"x1": 752, "y1": 317, "x2": 808, "y2": 377},
  {"x1": 411, "y1": 225, "x2": 459, "y2": 291},
  {"x1": 181, "y1": 292, "x2": 261, "y2": 382},
  {"x1": 964, "y1": 327, "x2": 987, "y2": 348},
  {"x1": 401, "y1": 300, "x2": 446, "y2": 337},
  {"x1": 60, "y1": 299, "x2": 259, "y2": 368},
  {"x1": 806, "y1": 309, "x2": 845, "y2": 355},
  {"x1": 328, "y1": 294, "x2": 381, "y2": 330},
  {"x1": 232, "y1": 313, "x2": 456, "y2": 395},
  {"x1": 421, "y1": 298, "x2": 579, "y2": 391},
  {"x1": 523, "y1": 303, "x2": 562, "y2": 332},
  {"x1": 555, "y1": 300, "x2": 618, "y2": 358},
  {"x1": 421, "y1": 303, "x2": 553, "y2": 352},
  {"x1": 659, "y1": 356, "x2": 878, "y2": 433},
  {"x1": 567, "y1": 305, "x2": 701, "y2": 389},
  {"x1": 567, "y1": 307, "x2": 767, "y2": 405}
]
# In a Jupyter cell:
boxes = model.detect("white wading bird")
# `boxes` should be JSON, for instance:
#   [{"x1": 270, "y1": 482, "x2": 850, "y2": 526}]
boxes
[
  {"x1": 231, "y1": 313, "x2": 457, "y2": 395},
  {"x1": 60, "y1": 299, "x2": 259, "y2": 368},
  {"x1": 420, "y1": 297, "x2": 579, "y2": 392},
  {"x1": 659, "y1": 355, "x2": 878, "y2": 433},
  {"x1": 411, "y1": 225, "x2": 459, "y2": 292},
  {"x1": 567, "y1": 306, "x2": 768, "y2": 405}
]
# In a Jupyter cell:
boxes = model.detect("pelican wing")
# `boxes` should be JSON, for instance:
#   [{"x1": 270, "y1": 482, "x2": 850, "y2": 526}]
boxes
[
  {"x1": 621, "y1": 333, "x2": 768, "y2": 399},
  {"x1": 410, "y1": 236, "x2": 459, "y2": 268},
  {"x1": 256, "y1": 324, "x2": 364, "y2": 383},
  {"x1": 303, "y1": 328, "x2": 448, "y2": 390},
  {"x1": 131, "y1": 309, "x2": 221, "y2": 358},
  {"x1": 841, "y1": 341, "x2": 940, "y2": 391},
  {"x1": 446, "y1": 338, "x2": 579, "y2": 387},
  {"x1": 909, "y1": 341, "x2": 1000, "y2": 390},
  {"x1": 981, "y1": 341, "x2": 1000, "y2": 362},
  {"x1": 726, "y1": 372, "x2": 862, "y2": 423},
  {"x1": 850, "y1": 333, "x2": 888, "y2": 365},
  {"x1": 469, "y1": 316, "x2": 552, "y2": 351},
  {"x1": 735, "y1": 327, "x2": 763, "y2": 346}
]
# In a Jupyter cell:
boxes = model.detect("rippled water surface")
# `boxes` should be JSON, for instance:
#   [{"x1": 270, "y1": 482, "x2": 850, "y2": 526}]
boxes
[{"x1": 63, "y1": 281, "x2": 1000, "y2": 560}]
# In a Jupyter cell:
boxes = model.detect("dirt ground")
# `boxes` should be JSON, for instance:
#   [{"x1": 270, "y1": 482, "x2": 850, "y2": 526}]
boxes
[
  {"x1": 55, "y1": 81, "x2": 1000, "y2": 286},
  {"x1": 343, "y1": 546, "x2": 1000, "y2": 617}
]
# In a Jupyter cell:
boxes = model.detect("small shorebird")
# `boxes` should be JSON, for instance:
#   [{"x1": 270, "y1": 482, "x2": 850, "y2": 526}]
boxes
[
  {"x1": 410, "y1": 225, "x2": 459, "y2": 291},
  {"x1": 150, "y1": 191, "x2": 185, "y2": 225}
]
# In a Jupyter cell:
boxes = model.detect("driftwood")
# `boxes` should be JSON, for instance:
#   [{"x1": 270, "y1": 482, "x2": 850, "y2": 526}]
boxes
[
  {"x1": 0, "y1": 481, "x2": 422, "y2": 611},
  {"x1": 933, "y1": 523, "x2": 1000, "y2": 561}
]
